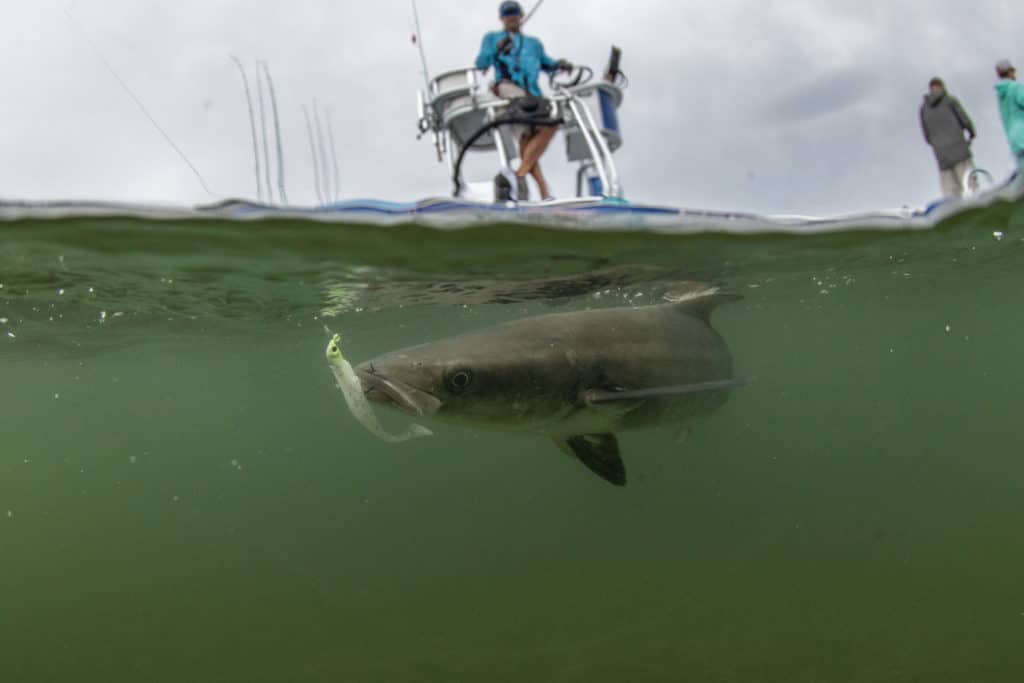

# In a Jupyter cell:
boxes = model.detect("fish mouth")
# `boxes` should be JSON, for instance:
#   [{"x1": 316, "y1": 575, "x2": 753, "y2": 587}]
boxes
[{"x1": 355, "y1": 366, "x2": 443, "y2": 417}]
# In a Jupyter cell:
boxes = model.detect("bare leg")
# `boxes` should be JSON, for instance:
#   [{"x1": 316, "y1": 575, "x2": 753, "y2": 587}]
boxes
[
  {"x1": 516, "y1": 125, "x2": 557, "y2": 178},
  {"x1": 518, "y1": 132, "x2": 531, "y2": 165},
  {"x1": 529, "y1": 162, "x2": 551, "y2": 200},
  {"x1": 516, "y1": 132, "x2": 532, "y2": 196}
]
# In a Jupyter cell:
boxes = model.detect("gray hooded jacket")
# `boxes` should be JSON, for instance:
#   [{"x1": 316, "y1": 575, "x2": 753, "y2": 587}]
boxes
[{"x1": 920, "y1": 91, "x2": 976, "y2": 169}]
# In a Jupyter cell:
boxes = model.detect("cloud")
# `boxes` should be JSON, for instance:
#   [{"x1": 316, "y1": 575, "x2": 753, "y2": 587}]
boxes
[
  {"x1": 763, "y1": 67, "x2": 879, "y2": 127},
  {"x1": 0, "y1": 0, "x2": 1021, "y2": 215}
]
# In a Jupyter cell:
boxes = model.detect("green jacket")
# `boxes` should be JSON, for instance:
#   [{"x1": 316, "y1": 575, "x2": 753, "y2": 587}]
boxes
[{"x1": 995, "y1": 79, "x2": 1024, "y2": 157}]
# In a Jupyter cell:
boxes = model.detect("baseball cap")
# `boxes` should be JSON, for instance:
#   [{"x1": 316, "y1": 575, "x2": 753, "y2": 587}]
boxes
[
  {"x1": 500, "y1": 1, "x2": 523, "y2": 17},
  {"x1": 996, "y1": 59, "x2": 1015, "y2": 76}
]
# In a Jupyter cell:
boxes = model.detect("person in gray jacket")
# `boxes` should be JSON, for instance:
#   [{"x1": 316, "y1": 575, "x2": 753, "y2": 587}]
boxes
[{"x1": 920, "y1": 77, "x2": 977, "y2": 198}]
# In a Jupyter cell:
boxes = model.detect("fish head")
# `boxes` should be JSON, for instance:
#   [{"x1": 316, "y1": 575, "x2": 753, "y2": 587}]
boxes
[{"x1": 355, "y1": 334, "x2": 582, "y2": 427}]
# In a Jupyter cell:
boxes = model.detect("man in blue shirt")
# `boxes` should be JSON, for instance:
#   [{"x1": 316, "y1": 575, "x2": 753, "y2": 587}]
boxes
[{"x1": 476, "y1": 0, "x2": 571, "y2": 200}]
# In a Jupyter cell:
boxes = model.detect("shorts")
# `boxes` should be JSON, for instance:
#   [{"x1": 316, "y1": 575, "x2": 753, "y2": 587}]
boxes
[{"x1": 494, "y1": 81, "x2": 539, "y2": 140}]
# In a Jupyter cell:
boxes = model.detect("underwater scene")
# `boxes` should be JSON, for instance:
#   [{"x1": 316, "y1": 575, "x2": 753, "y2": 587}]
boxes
[{"x1": 2, "y1": 198, "x2": 1024, "y2": 682}]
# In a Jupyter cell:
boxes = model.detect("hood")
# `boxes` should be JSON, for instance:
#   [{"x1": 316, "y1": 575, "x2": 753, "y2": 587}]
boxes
[
  {"x1": 995, "y1": 80, "x2": 1014, "y2": 100},
  {"x1": 925, "y1": 90, "x2": 945, "y2": 107}
]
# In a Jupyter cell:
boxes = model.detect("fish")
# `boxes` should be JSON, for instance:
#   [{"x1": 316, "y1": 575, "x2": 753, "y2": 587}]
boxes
[{"x1": 354, "y1": 289, "x2": 746, "y2": 486}]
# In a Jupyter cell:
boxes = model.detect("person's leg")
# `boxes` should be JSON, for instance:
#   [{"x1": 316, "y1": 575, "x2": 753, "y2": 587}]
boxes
[
  {"x1": 516, "y1": 125, "x2": 558, "y2": 180},
  {"x1": 957, "y1": 159, "x2": 975, "y2": 195},
  {"x1": 529, "y1": 162, "x2": 551, "y2": 200},
  {"x1": 515, "y1": 132, "x2": 532, "y2": 199},
  {"x1": 939, "y1": 167, "x2": 958, "y2": 198}
]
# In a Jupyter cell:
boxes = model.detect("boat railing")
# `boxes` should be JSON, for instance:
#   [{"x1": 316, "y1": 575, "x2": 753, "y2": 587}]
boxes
[{"x1": 418, "y1": 66, "x2": 626, "y2": 200}]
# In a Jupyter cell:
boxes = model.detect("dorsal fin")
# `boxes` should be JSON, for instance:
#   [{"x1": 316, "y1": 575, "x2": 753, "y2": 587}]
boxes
[{"x1": 664, "y1": 288, "x2": 742, "y2": 322}]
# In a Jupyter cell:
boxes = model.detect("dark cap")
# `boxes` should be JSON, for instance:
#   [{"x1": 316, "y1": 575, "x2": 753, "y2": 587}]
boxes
[
  {"x1": 499, "y1": 1, "x2": 523, "y2": 17},
  {"x1": 929, "y1": 77, "x2": 944, "y2": 88}
]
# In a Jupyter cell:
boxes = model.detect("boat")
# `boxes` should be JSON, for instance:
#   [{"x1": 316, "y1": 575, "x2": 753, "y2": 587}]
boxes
[
  {"x1": 417, "y1": 47, "x2": 627, "y2": 204},
  {"x1": 2, "y1": 32, "x2": 1020, "y2": 232}
]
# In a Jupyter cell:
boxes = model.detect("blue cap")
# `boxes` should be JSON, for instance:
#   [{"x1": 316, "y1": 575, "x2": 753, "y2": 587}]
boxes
[{"x1": 499, "y1": 1, "x2": 523, "y2": 17}]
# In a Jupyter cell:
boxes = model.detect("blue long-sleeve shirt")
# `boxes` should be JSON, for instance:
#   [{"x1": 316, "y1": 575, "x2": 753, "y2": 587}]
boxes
[{"x1": 475, "y1": 31, "x2": 558, "y2": 97}]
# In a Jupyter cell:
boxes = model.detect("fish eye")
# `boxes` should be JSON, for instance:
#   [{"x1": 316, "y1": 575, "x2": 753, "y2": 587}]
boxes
[{"x1": 446, "y1": 369, "x2": 474, "y2": 393}]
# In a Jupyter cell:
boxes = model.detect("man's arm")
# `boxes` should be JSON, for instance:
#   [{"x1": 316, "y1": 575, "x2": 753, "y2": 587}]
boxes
[
  {"x1": 919, "y1": 106, "x2": 931, "y2": 144},
  {"x1": 475, "y1": 33, "x2": 497, "y2": 71},
  {"x1": 952, "y1": 97, "x2": 976, "y2": 139},
  {"x1": 1014, "y1": 82, "x2": 1024, "y2": 109},
  {"x1": 537, "y1": 39, "x2": 561, "y2": 74}
]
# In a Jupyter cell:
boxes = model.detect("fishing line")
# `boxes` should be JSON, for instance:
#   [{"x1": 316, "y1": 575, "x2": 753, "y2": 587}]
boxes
[
  {"x1": 260, "y1": 61, "x2": 289, "y2": 205},
  {"x1": 64, "y1": 8, "x2": 217, "y2": 197},
  {"x1": 229, "y1": 55, "x2": 263, "y2": 202}
]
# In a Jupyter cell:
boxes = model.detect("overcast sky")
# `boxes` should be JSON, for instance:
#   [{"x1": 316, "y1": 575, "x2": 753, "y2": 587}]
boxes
[{"x1": 1, "y1": 0, "x2": 1021, "y2": 215}]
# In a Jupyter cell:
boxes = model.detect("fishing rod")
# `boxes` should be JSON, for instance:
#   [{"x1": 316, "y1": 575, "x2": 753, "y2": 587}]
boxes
[
  {"x1": 312, "y1": 100, "x2": 332, "y2": 204},
  {"x1": 325, "y1": 108, "x2": 342, "y2": 204},
  {"x1": 302, "y1": 105, "x2": 325, "y2": 206},
  {"x1": 259, "y1": 61, "x2": 289, "y2": 205},
  {"x1": 523, "y1": 0, "x2": 546, "y2": 24},
  {"x1": 254, "y1": 59, "x2": 273, "y2": 204},
  {"x1": 410, "y1": 0, "x2": 432, "y2": 94},
  {"x1": 230, "y1": 55, "x2": 263, "y2": 202}
]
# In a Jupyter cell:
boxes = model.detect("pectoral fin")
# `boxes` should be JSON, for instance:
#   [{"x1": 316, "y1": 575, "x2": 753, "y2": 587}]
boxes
[
  {"x1": 555, "y1": 434, "x2": 626, "y2": 487},
  {"x1": 584, "y1": 377, "x2": 752, "y2": 405}
]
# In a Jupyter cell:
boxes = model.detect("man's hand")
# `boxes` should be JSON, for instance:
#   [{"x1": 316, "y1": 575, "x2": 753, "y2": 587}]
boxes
[{"x1": 556, "y1": 59, "x2": 574, "y2": 72}]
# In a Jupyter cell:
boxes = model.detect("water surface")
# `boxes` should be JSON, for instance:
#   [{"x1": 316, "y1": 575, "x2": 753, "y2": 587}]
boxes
[{"x1": 2, "y1": 200, "x2": 1024, "y2": 682}]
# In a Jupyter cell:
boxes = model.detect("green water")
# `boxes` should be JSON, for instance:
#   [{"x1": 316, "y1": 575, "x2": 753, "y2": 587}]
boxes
[{"x1": 2, "y1": 204, "x2": 1024, "y2": 682}]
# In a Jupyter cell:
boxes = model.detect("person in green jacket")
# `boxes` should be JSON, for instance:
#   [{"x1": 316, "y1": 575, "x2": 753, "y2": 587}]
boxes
[{"x1": 994, "y1": 59, "x2": 1024, "y2": 172}]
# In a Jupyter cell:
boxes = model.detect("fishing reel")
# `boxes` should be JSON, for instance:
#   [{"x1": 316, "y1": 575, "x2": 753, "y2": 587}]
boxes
[{"x1": 415, "y1": 90, "x2": 445, "y2": 161}]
